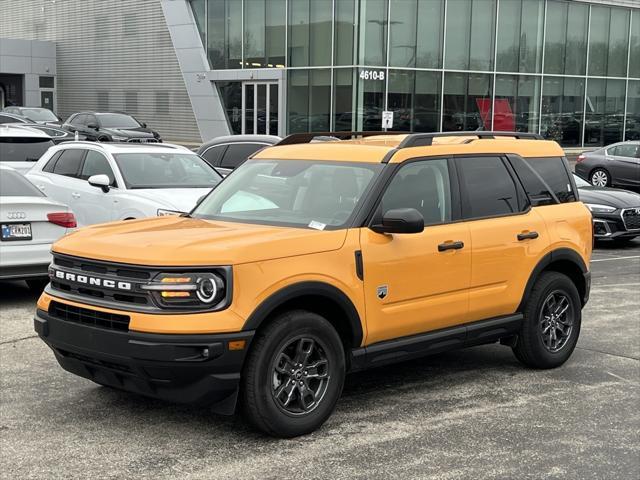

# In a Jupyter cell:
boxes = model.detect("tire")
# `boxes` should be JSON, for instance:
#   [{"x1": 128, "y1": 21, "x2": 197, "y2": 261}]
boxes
[
  {"x1": 512, "y1": 271, "x2": 581, "y2": 369},
  {"x1": 26, "y1": 279, "x2": 49, "y2": 292},
  {"x1": 241, "y1": 310, "x2": 345, "y2": 438},
  {"x1": 589, "y1": 168, "x2": 611, "y2": 187}
]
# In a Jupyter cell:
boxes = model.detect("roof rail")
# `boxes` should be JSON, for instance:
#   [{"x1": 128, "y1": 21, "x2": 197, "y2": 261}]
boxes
[
  {"x1": 398, "y1": 131, "x2": 543, "y2": 148},
  {"x1": 276, "y1": 131, "x2": 404, "y2": 146}
]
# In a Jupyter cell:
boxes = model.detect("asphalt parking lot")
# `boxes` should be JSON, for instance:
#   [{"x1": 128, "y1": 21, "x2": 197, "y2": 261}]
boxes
[{"x1": 1, "y1": 240, "x2": 639, "y2": 480}]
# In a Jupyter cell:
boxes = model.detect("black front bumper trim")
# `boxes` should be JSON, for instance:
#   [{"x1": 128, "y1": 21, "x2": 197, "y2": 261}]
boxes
[{"x1": 35, "y1": 309, "x2": 254, "y2": 414}]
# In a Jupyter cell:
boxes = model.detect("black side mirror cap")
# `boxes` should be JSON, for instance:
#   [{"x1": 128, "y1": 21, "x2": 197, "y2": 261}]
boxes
[
  {"x1": 370, "y1": 208, "x2": 424, "y2": 234},
  {"x1": 87, "y1": 123, "x2": 99, "y2": 130}
]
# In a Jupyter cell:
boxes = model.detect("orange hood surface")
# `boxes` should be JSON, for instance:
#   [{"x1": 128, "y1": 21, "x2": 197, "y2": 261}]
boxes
[{"x1": 52, "y1": 216, "x2": 348, "y2": 266}]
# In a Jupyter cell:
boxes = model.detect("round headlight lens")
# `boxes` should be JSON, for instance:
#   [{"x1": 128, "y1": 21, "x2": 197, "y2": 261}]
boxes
[{"x1": 197, "y1": 277, "x2": 218, "y2": 303}]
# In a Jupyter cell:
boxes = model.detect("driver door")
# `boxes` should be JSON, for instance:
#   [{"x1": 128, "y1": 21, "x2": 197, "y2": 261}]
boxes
[{"x1": 360, "y1": 158, "x2": 471, "y2": 345}]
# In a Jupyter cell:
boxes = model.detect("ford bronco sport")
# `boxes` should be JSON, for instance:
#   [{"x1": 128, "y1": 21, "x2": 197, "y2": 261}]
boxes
[{"x1": 35, "y1": 131, "x2": 592, "y2": 437}]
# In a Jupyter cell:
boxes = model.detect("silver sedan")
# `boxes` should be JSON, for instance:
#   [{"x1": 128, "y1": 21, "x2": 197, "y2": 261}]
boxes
[{"x1": 0, "y1": 165, "x2": 76, "y2": 291}]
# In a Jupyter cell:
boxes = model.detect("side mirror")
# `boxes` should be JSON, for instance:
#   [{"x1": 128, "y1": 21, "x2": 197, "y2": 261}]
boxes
[
  {"x1": 87, "y1": 123, "x2": 99, "y2": 130},
  {"x1": 370, "y1": 208, "x2": 424, "y2": 234},
  {"x1": 88, "y1": 174, "x2": 110, "y2": 192},
  {"x1": 141, "y1": 122, "x2": 147, "y2": 128}
]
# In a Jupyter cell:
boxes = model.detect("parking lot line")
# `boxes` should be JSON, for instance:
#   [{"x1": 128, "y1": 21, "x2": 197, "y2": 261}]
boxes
[{"x1": 591, "y1": 255, "x2": 640, "y2": 263}]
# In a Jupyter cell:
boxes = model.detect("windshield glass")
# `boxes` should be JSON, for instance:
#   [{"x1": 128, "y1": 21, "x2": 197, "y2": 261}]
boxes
[
  {"x1": 192, "y1": 160, "x2": 382, "y2": 229},
  {"x1": 114, "y1": 152, "x2": 222, "y2": 189},
  {"x1": 573, "y1": 174, "x2": 591, "y2": 187},
  {"x1": 0, "y1": 138, "x2": 54, "y2": 162},
  {"x1": 0, "y1": 169, "x2": 44, "y2": 196},
  {"x1": 21, "y1": 108, "x2": 58, "y2": 122},
  {"x1": 97, "y1": 113, "x2": 141, "y2": 128}
]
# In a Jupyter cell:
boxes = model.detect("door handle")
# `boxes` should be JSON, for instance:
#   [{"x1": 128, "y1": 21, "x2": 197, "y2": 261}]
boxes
[
  {"x1": 517, "y1": 231, "x2": 539, "y2": 241},
  {"x1": 438, "y1": 241, "x2": 464, "y2": 252}
]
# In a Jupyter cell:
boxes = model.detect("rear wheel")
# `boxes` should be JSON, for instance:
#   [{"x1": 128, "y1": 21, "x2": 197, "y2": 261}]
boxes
[
  {"x1": 589, "y1": 168, "x2": 611, "y2": 187},
  {"x1": 241, "y1": 310, "x2": 345, "y2": 437},
  {"x1": 513, "y1": 272, "x2": 581, "y2": 369}
]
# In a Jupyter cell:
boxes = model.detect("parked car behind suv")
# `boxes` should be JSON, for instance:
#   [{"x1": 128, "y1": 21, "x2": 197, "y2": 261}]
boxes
[
  {"x1": 2, "y1": 106, "x2": 63, "y2": 125},
  {"x1": 35, "y1": 131, "x2": 592, "y2": 438},
  {"x1": 26, "y1": 142, "x2": 221, "y2": 227},
  {"x1": 62, "y1": 112, "x2": 161, "y2": 143},
  {"x1": 197, "y1": 135, "x2": 280, "y2": 176},
  {"x1": 0, "y1": 124, "x2": 55, "y2": 173},
  {"x1": 575, "y1": 141, "x2": 640, "y2": 189}
]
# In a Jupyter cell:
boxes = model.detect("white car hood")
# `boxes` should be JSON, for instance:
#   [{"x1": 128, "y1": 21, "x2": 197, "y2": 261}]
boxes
[{"x1": 128, "y1": 188, "x2": 213, "y2": 213}]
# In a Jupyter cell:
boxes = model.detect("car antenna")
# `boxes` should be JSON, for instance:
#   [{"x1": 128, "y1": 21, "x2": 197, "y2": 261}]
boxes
[{"x1": 74, "y1": 131, "x2": 79, "y2": 141}]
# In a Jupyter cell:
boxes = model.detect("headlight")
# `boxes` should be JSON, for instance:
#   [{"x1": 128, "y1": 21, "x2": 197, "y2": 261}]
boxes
[
  {"x1": 585, "y1": 203, "x2": 616, "y2": 213},
  {"x1": 141, "y1": 272, "x2": 227, "y2": 309},
  {"x1": 157, "y1": 209, "x2": 184, "y2": 216},
  {"x1": 111, "y1": 135, "x2": 128, "y2": 141}
]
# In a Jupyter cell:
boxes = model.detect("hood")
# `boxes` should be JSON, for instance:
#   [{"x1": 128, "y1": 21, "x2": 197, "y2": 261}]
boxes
[
  {"x1": 52, "y1": 216, "x2": 348, "y2": 266},
  {"x1": 102, "y1": 127, "x2": 156, "y2": 138},
  {"x1": 578, "y1": 186, "x2": 640, "y2": 208},
  {"x1": 128, "y1": 188, "x2": 213, "y2": 213}
]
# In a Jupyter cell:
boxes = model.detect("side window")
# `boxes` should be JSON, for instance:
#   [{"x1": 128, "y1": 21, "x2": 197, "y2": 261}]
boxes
[
  {"x1": 202, "y1": 145, "x2": 227, "y2": 166},
  {"x1": 380, "y1": 159, "x2": 452, "y2": 225},
  {"x1": 613, "y1": 144, "x2": 638, "y2": 158},
  {"x1": 457, "y1": 157, "x2": 521, "y2": 219},
  {"x1": 52, "y1": 149, "x2": 85, "y2": 178},
  {"x1": 524, "y1": 157, "x2": 576, "y2": 203},
  {"x1": 86, "y1": 115, "x2": 97, "y2": 127},
  {"x1": 43, "y1": 151, "x2": 63, "y2": 173},
  {"x1": 80, "y1": 150, "x2": 116, "y2": 186},
  {"x1": 69, "y1": 114, "x2": 84, "y2": 126},
  {"x1": 221, "y1": 143, "x2": 264, "y2": 169}
]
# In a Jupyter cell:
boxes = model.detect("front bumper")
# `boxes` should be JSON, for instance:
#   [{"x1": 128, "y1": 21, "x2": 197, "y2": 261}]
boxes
[
  {"x1": 592, "y1": 211, "x2": 640, "y2": 240},
  {"x1": 35, "y1": 309, "x2": 254, "y2": 414}
]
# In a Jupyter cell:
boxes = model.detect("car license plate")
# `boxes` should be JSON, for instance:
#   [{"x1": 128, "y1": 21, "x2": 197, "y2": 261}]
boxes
[{"x1": 1, "y1": 223, "x2": 32, "y2": 241}]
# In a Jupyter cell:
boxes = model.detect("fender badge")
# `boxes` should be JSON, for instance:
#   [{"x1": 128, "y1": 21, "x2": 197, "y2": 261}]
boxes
[{"x1": 377, "y1": 285, "x2": 388, "y2": 299}]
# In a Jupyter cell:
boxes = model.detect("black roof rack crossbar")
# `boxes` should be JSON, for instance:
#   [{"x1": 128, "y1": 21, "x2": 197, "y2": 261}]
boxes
[
  {"x1": 276, "y1": 131, "x2": 405, "y2": 146},
  {"x1": 397, "y1": 131, "x2": 543, "y2": 148}
]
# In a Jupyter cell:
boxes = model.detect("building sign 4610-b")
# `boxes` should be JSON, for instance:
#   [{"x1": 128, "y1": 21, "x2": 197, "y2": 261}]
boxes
[{"x1": 359, "y1": 69, "x2": 385, "y2": 81}]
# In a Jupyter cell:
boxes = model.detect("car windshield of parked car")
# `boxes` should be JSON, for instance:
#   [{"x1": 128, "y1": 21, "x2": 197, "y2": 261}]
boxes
[
  {"x1": 0, "y1": 169, "x2": 44, "y2": 196},
  {"x1": 97, "y1": 113, "x2": 141, "y2": 128},
  {"x1": 573, "y1": 174, "x2": 591, "y2": 187},
  {"x1": 21, "y1": 108, "x2": 58, "y2": 122},
  {"x1": 0, "y1": 137, "x2": 54, "y2": 162},
  {"x1": 113, "y1": 152, "x2": 222, "y2": 189},
  {"x1": 192, "y1": 160, "x2": 382, "y2": 229}
]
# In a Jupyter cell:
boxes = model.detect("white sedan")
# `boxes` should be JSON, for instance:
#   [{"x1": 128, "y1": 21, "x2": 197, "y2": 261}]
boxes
[
  {"x1": 0, "y1": 165, "x2": 76, "y2": 291},
  {"x1": 26, "y1": 142, "x2": 222, "y2": 227}
]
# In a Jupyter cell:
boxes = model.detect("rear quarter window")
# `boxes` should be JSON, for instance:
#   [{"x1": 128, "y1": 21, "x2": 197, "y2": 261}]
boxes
[{"x1": 523, "y1": 157, "x2": 576, "y2": 203}]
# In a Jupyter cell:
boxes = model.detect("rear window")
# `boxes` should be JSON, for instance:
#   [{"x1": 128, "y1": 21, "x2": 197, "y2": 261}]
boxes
[
  {"x1": 0, "y1": 137, "x2": 54, "y2": 162},
  {"x1": 523, "y1": 157, "x2": 576, "y2": 203},
  {"x1": 0, "y1": 169, "x2": 44, "y2": 196}
]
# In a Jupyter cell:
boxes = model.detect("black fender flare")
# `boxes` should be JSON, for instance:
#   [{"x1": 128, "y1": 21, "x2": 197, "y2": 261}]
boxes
[
  {"x1": 518, "y1": 248, "x2": 590, "y2": 311},
  {"x1": 242, "y1": 281, "x2": 363, "y2": 347}
]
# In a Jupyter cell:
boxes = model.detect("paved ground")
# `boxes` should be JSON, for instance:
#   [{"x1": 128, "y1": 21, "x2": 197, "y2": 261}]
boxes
[{"x1": 1, "y1": 240, "x2": 639, "y2": 480}]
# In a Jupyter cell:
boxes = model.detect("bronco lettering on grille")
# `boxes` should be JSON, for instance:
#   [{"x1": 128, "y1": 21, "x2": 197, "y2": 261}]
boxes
[{"x1": 54, "y1": 270, "x2": 132, "y2": 290}]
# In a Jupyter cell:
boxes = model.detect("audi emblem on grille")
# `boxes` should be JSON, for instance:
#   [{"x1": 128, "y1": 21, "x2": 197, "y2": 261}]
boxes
[{"x1": 52, "y1": 269, "x2": 132, "y2": 290}]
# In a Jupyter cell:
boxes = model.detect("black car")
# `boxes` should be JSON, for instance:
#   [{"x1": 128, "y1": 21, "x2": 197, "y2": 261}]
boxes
[
  {"x1": 197, "y1": 134, "x2": 280, "y2": 175},
  {"x1": 62, "y1": 111, "x2": 161, "y2": 143},
  {"x1": 574, "y1": 174, "x2": 640, "y2": 243},
  {"x1": 2, "y1": 106, "x2": 63, "y2": 125}
]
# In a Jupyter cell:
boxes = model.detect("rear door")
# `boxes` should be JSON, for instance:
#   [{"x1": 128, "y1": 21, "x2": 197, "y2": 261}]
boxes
[
  {"x1": 42, "y1": 148, "x2": 86, "y2": 209},
  {"x1": 456, "y1": 155, "x2": 549, "y2": 322},
  {"x1": 609, "y1": 144, "x2": 640, "y2": 187}
]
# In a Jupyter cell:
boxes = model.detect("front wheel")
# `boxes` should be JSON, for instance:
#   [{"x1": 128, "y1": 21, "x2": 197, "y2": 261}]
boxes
[
  {"x1": 513, "y1": 272, "x2": 581, "y2": 369},
  {"x1": 241, "y1": 310, "x2": 345, "y2": 437}
]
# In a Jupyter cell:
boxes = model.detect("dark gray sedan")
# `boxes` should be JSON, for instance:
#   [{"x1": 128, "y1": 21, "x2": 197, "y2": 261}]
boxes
[
  {"x1": 197, "y1": 134, "x2": 281, "y2": 176},
  {"x1": 575, "y1": 141, "x2": 639, "y2": 189}
]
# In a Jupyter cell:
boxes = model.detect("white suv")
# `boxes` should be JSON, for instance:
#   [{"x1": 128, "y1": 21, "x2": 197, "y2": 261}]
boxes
[{"x1": 26, "y1": 142, "x2": 222, "y2": 227}]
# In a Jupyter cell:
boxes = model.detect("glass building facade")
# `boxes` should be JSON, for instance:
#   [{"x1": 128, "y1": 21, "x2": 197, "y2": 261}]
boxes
[{"x1": 190, "y1": 0, "x2": 640, "y2": 146}]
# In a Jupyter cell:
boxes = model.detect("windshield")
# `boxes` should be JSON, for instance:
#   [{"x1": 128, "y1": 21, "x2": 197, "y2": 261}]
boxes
[
  {"x1": 97, "y1": 113, "x2": 141, "y2": 128},
  {"x1": 21, "y1": 108, "x2": 58, "y2": 122},
  {"x1": 0, "y1": 169, "x2": 44, "y2": 196},
  {"x1": 0, "y1": 137, "x2": 54, "y2": 162},
  {"x1": 192, "y1": 160, "x2": 382, "y2": 229},
  {"x1": 573, "y1": 174, "x2": 591, "y2": 187},
  {"x1": 114, "y1": 152, "x2": 222, "y2": 189}
]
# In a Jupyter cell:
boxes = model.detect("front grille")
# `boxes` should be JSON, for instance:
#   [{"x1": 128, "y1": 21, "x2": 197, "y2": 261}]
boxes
[
  {"x1": 49, "y1": 300, "x2": 130, "y2": 332},
  {"x1": 622, "y1": 208, "x2": 640, "y2": 230}
]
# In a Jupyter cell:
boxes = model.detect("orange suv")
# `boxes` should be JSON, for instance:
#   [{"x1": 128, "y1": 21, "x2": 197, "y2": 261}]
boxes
[{"x1": 35, "y1": 131, "x2": 592, "y2": 437}]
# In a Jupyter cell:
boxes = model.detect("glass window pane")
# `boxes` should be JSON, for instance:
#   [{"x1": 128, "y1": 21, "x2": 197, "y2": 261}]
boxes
[
  {"x1": 445, "y1": 0, "x2": 495, "y2": 71},
  {"x1": 245, "y1": 84, "x2": 255, "y2": 134},
  {"x1": 217, "y1": 81, "x2": 242, "y2": 135},
  {"x1": 445, "y1": 0, "x2": 471, "y2": 70},
  {"x1": 497, "y1": 0, "x2": 544, "y2": 73},
  {"x1": 494, "y1": 75, "x2": 540, "y2": 133},
  {"x1": 355, "y1": 69, "x2": 385, "y2": 131},
  {"x1": 416, "y1": 0, "x2": 444, "y2": 68},
  {"x1": 541, "y1": 77, "x2": 584, "y2": 147},
  {"x1": 358, "y1": 0, "x2": 388, "y2": 66},
  {"x1": 544, "y1": 1, "x2": 588, "y2": 75},
  {"x1": 287, "y1": 69, "x2": 331, "y2": 133},
  {"x1": 588, "y1": 6, "x2": 610, "y2": 77},
  {"x1": 584, "y1": 79, "x2": 626, "y2": 146},
  {"x1": 387, "y1": 70, "x2": 441, "y2": 132},
  {"x1": 389, "y1": 0, "x2": 417, "y2": 68},
  {"x1": 207, "y1": 0, "x2": 242, "y2": 69},
  {"x1": 631, "y1": 11, "x2": 640, "y2": 78},
  {"x1": 607, "y1": 8, "x2": 630, "y2": 77},
  {"x1": 189, "y1": 0, "x2": 206, "y2": 48},
  {"x1": 387, "y1": 70, "x2": 414, "y2": 131},
  {"x1": 80, "y1": 151, "x2": 115, "y2": 186},
  {"x1": 289, "y1": 0, "x2": 332, "y2": 67},
  {"x1": 244, "y1": 0, "x2": 265, "y2": 67},
  {"x1": 335, "y1": 0, "x2": 356, "y2": 66},
  {"x1": 334, "y1": 68, "x2": 354, "y2": 131},
  {"x1": 266, "y1": 0, "x2": 286, "y2": 67},
  {"x1": 443, "y1": 72, "x2": 492, "y2": 132},
  {"x1": 625, "y1": 81, "x2": 640, "y2": 142}
]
